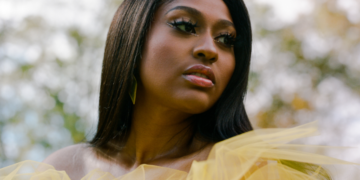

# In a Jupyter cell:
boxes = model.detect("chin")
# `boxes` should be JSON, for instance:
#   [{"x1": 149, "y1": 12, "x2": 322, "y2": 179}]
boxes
[{"x1": 178, "y1": 95, "x2": 214, "y2": 115}]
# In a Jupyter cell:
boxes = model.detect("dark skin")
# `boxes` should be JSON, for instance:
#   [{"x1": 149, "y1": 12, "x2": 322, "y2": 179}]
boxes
[{"x1": 43, "y1": 0, "x2": 236, "y2": 179}]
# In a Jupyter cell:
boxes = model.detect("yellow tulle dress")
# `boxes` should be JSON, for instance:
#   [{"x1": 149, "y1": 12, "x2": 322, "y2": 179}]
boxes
[{"x1": 1, "y1": 121, "x2": 359, "y2": 180}]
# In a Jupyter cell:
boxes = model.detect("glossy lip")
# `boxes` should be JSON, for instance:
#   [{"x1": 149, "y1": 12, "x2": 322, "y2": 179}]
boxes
[{"x1": 182, "y1": 64, "x2": 216, "y2": 87}]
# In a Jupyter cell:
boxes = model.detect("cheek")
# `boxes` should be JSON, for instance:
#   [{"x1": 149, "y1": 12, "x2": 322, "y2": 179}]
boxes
[
  {"x1": 217, "y1": 53, "x2": 235, "y2": 92},
  {"x1": 143, "y1": 30, "x2": 192, "y2": 64},
  {"x1": 139, "y1": 27, "x2": 188, "y2": 92},
  {"x1": 226, "y1": 56, "x2": 236, "y2": 82}
]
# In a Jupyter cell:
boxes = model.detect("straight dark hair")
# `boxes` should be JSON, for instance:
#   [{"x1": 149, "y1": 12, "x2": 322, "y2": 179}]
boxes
[{"x1": 90, "y1": 0, "x2": 253, "y2": 150}]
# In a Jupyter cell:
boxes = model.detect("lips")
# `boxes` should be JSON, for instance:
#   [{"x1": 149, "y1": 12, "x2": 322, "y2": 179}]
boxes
[{"x1": 182, "y1": 64, "x2": 215, "y2": 88}]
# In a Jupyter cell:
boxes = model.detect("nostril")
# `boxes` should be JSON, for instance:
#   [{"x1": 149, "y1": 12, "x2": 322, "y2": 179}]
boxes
[{"x1": 198, "y1": 53, "x2": 205, "y2": 57}]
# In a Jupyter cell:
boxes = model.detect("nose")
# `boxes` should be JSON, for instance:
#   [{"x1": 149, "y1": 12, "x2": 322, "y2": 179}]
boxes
[{"x1": 193, "y1": 33, "x2": 218, "y2": 63}]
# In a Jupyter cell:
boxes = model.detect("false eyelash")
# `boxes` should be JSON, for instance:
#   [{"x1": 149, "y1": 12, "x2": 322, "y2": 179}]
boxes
[
  {"x1": 168, "y1": 19, "x2": 198, "y2": 34},
  {"x1": 218, "y1": 32, "x2": 236, "y2": 39},
  {"x1": 169, "y1": 19, "x2": 198, "y2": 28},
  {"x1": 216, "y1": 33, "x2": 237, "y2": 46}
]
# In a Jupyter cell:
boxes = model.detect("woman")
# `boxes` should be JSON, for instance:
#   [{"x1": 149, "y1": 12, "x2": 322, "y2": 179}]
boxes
[{"x1": 1, "y1": 0, "x2": 357, "y2": 179}]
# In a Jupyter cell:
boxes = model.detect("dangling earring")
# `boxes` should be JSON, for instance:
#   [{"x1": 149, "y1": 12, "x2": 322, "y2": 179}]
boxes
[{"x1": 128, "y1": 75, "x2": 137, "y2": 104}]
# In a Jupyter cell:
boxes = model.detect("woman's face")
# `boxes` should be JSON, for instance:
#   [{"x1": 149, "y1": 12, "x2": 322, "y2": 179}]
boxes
[{"x1": 138, "y1": 0, "x2": 236, "y2": 114}]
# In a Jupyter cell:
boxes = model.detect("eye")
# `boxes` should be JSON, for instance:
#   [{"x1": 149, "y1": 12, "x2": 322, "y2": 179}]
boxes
[
  {"x1": 168, "y1": 19, "x2": 198, "y2": 34},
  {"x1": 215, "y1": 33, "x2": 236, "y2": 47}
]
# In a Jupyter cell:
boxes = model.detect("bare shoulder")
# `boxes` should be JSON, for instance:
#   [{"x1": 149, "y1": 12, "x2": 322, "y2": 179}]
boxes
[
  {"x1": 42, "y1": 143, "x2": 91, "y2": 178},
  {"x1": 197, "y1": 142, "x2": 215, "y2": 160}
]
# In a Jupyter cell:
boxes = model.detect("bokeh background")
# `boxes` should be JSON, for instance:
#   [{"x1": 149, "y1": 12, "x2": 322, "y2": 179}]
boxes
[{"x1": 0, "y1": 0, "x2": 359, "y2": 175}]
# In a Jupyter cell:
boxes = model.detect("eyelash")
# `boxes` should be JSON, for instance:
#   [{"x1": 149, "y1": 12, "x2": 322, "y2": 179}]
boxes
[
  {"x1": 215, "y1": 33, "x2": 237, "y2": 47},
  {"x1": 168, "y1": 19, "x2": 198, "y2": 34},
  {"x1": 167, "y1": 19, "x2": 236, "y2": 47}
]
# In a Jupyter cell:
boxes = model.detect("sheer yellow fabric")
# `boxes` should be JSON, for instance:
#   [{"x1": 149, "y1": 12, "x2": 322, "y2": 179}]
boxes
[{"x1": 1, "y1": 121, "x2": 358, "y2": 180}]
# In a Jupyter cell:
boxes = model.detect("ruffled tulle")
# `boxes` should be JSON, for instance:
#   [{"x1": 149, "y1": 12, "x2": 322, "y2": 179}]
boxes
[{"x1": 1, "y1": 121, "x2": 358, "y2": 180}]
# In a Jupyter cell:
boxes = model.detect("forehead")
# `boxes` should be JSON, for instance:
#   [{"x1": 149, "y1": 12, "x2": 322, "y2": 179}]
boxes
[{"x1": 161, "y1": 0, "x2": 233, "y2": 22}]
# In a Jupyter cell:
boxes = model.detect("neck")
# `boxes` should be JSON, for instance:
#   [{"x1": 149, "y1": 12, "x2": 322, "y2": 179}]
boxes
[{"x1": 120, "y1": 95, "x2": 203, "y2": 167}]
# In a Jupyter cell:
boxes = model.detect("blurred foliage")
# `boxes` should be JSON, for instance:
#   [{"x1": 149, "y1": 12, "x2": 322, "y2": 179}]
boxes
[
  {"x1": 0, "y1": 1, "x2": 359, "y2": 176},
  {"x1": 0, "y1": 0, "x2": 123, "y2": 165},
  {"x1": 246, "y1": 0, "x2": 360, "y2": 131}
]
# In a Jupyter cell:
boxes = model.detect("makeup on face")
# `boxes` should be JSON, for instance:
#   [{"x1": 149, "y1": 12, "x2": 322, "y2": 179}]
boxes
[
  {"x1": 164, "y1": 6, "x2": 237, "y2": 48},
  {"x1": 162, "y1": 5, "x2": 236, "y2": 89},
  {"x1": 182, "y1": 64, "x2": 215, "y2": 88},
  {"x1": 138, "y1": 0, "x2": 236, "y2": 114}
]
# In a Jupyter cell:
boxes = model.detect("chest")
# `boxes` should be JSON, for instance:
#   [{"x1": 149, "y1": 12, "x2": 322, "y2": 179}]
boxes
[
  {"x1": 76, "y1": 148, "x2": 211, "y2": 179},
  {"x1": 83, "y1": 155, "x2": 196, "y2": 176}
]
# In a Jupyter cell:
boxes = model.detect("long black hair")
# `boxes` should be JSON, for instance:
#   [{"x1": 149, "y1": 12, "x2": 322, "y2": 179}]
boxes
[{"x1": 90, "y1": 0, "x2": 253, "y2": 150}]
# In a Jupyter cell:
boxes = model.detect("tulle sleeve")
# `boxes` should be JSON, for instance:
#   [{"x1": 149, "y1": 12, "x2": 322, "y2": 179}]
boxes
[
  {"x1": 0, "y1": 160, "x2": 71, "y2": 180},
  {"x1": 1, "y1": 121, "x2": 359, "y2": 180},
  {"x1": 186, "y1": 121, "x2": 358, "y2": 180}
]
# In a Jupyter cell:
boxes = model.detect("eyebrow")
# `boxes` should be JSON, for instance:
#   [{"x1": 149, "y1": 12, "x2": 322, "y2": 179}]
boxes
[
  {"x1": 215, "y1": 19, "x2": 235, "y2": 29},
  {"x1": 165, "y1": 6, "x2": 202, "y2": 17},
  {"x1": 165, "y1": 6, "x2": 235, "y2": 28}
]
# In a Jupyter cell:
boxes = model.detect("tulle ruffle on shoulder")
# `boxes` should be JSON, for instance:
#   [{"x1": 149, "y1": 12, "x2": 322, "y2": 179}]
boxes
[{"x1": 1, "y1": 121, "x2": 358, "y2": 180}]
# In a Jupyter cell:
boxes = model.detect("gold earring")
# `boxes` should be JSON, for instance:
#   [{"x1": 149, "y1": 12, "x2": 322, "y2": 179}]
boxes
[{"x1": 128, "y1": 75, "x2": 137, "y2": 104}]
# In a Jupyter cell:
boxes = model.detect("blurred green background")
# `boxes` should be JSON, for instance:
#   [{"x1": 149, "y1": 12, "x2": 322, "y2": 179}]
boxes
[{"x1": 0, "y1": 0, "x2": 359, "y2": 175}]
